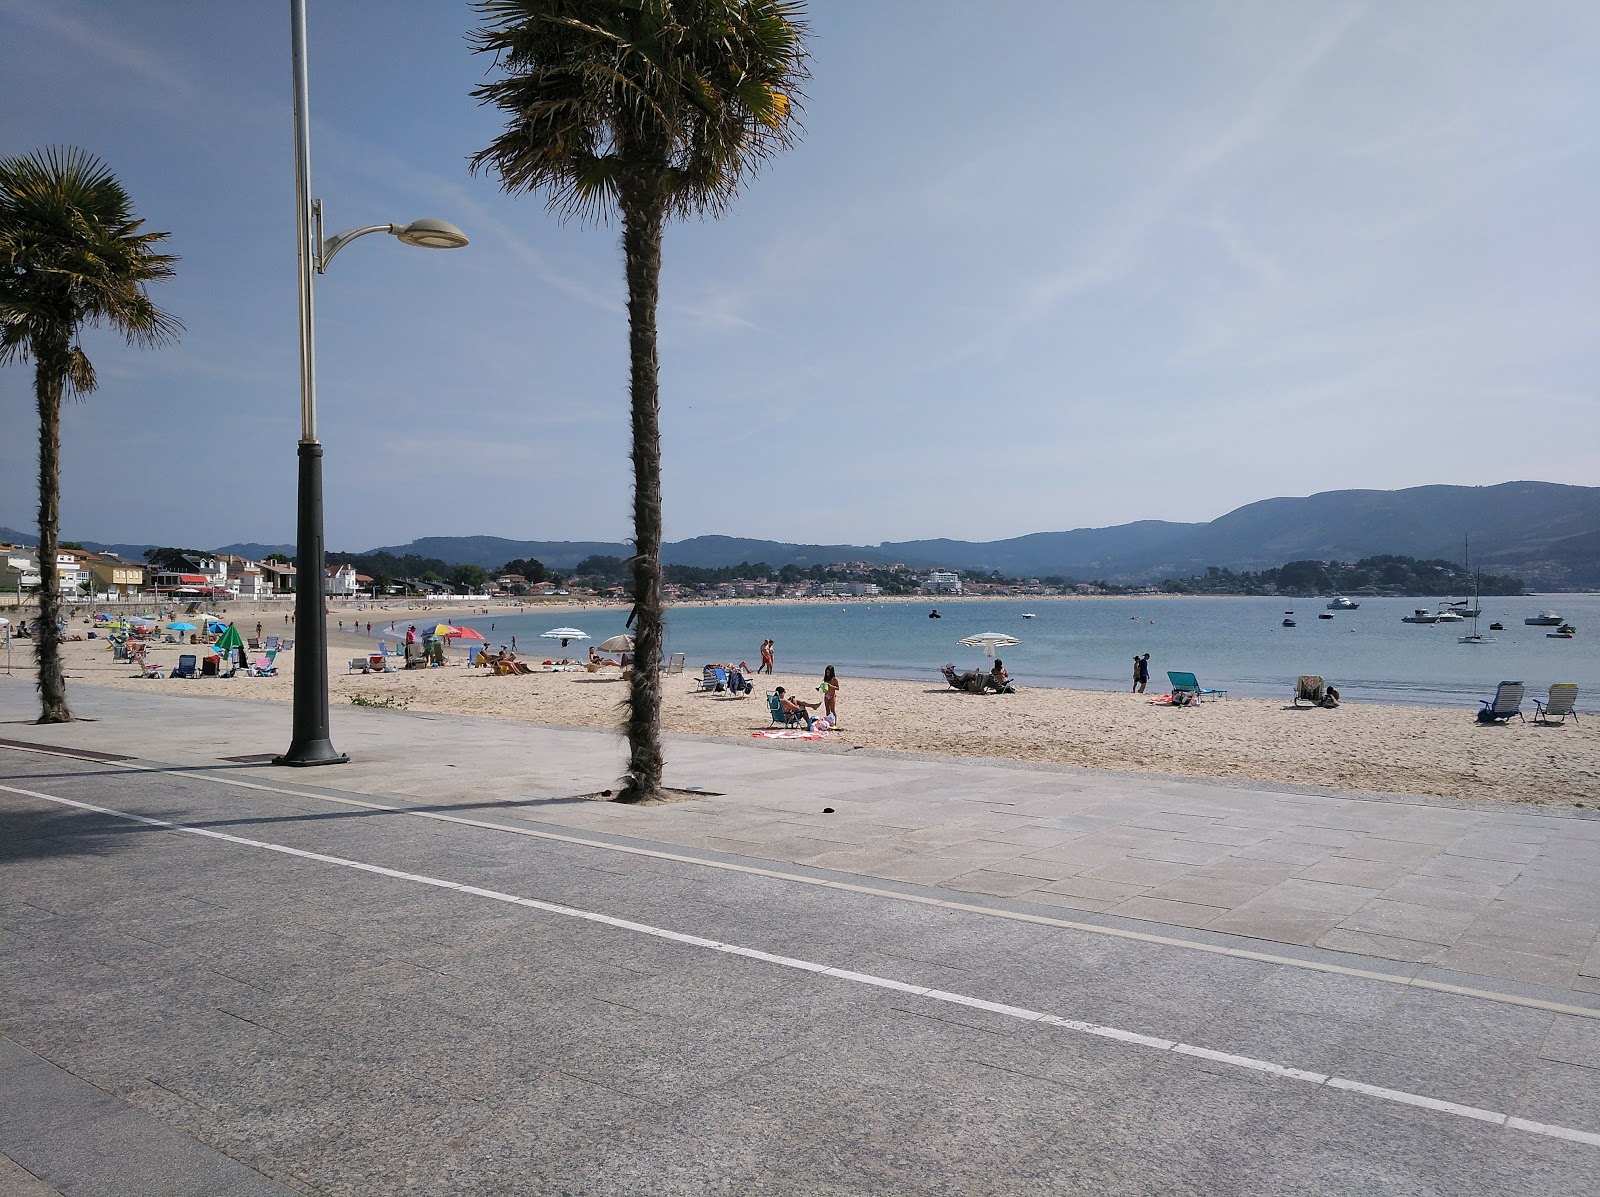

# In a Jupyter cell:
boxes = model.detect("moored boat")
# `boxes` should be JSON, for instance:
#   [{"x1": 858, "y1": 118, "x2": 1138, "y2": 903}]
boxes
[
  {"x1": 1547, "y1": 624, "x2": 1576, "y2": 639},
  {"x1": 1526, "y1": 610, "x2": 1564, "y2": 626},
  {"x1": 1401, "y1": 609, "x2": 1440, "y2": 624},
  {"x1": 1326, "y1": 596, "x2": 1359, "y2": 610}
]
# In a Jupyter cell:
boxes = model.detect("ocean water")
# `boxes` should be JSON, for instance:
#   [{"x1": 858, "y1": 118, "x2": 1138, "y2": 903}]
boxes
[{"x1": 378, "y1": 594, "x2": 1599, "y2": 708}]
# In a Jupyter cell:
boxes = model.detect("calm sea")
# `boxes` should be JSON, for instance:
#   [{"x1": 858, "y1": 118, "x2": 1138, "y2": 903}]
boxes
[{"x1": 378, "y1": 595, "x2": 1599, "y2": 708}]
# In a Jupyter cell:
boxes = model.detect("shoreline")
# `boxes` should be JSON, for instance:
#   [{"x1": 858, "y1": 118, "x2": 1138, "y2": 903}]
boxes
[{"x1": 23, "y1": 630, "x2": 1598, "y2": 809}]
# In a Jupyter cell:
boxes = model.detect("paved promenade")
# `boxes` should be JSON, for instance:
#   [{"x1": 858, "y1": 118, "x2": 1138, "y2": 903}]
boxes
[
  {"x1": 6, "y1": 679, "x2": 1597, "y2": 997},
  {"x1": 2, "y1": 675, "x2": 1598, "y2": 1193}
]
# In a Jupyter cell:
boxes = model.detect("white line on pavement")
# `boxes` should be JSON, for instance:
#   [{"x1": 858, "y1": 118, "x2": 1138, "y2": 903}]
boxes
[
  {"x1": 5, "y1": 779, "x2": 1597, "y2": 1152},
  {"x1": 5, "y1": 740, "x2": 1597, "y2": 1022}
]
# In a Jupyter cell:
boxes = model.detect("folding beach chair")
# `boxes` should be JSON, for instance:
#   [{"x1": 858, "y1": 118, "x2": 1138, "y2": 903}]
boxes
[
  {"x1": 264, "y1": 635, "x2": 279, "y2": 652},
  {"x1": 667, "y1": 653, "x2": 685, "y2": 675},
  {"x1": 1533, "y1": 683, "x2": 1579, "y2": 725},
  {"x1": 766, "y1": 693, "x2": 803, "y2": 727},
  {"x1": 170, "y1": 654, "x2": 199, "y2": 679},
  {"x1": 1293, "y1": 676, "x2": 1325, "y2": 707},
  {"x1": 1168, "y1": 671, "x2": 1226, "y2": 702},
  {"x1": 1476, "y1": 681, "x2": 1525, "y2": 724}
]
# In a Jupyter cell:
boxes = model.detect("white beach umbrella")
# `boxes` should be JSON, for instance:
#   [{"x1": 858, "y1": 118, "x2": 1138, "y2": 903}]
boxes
[
  {"x1": 541, "y1": 626, "x2": 589, "y2": 649},
  {"x1": 958, "y1": 631, "x2": 1021, "y2": 658},
  {"x1": 596, "y1": 634, "x2": 634, "y2": 652}
]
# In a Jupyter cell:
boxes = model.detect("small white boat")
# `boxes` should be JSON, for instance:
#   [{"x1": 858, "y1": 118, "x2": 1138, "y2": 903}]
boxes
[
  {"x1": 1547, "y1": 624, "x2": 1576, "y2": 639},
  {"x1": 1326, "y1": 596, "x2": 1359, "y2": 610},
  {"x1": 1021, "y1": 613, "x2": 1036, "y2": 619},
  {"x1": 1526, "y1": 610, "x2": 1564, "y2": 626},
  {"x1": 1401, "y1": 609, "x2": 1440, "y2": 624},
  {"x1": 1434, "y1": 609, "x2": 1465, "y2": 623}
]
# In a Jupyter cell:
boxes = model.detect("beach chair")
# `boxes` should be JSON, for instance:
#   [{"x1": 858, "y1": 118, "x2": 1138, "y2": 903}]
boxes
[
  {"x1": 1168, "y1": 671, "x2": 1227, "y2": 702},
  {"x1": 726, "y1": 668, "x2": 754, "y2": 696},
  {"x1": 767, "y1": 693, "x2": 803, "y2": 727},
  {"x1": 252, "y1": 652, "x2": 278, "y2": 677},
  {"x1": 696, "y1": 665, "x2": 727, "y2": 692},
  {"x1": 201, "y1": 655, "x2": 221, "y2": 678},
  {"x1": 1533, "y1": 683, "x2": 1579, "y2": 725},
  {"x1": 667, "y1": 653, "x2": 685, "y2": 675},
  {"x1": 247, "y1": 637, "x2": 260, "y2": 650},
  {"x1": 348, "y1": 656, "x2": 370, "y2": 674},
  {"x1": 1293, "y1": 676, "x2": 1325, "y2": 707},
  {"x1": 1476, "y1": 681, "x2": 1525, "y2": 724},
  {"x1": 138, "y1": 660, "x2": 165, "y2": 679},
  {"x1": 941, "y1": 664, "x2": 985, "y2": 693},
  {"x1": 280, "y1": 638, "x2": 294, "y2": 651},
  {"x1": 170, "y1": 654, "x2": 199, "y2": 679},
  {"x1": 264, "y1": 635, "x2": 279, "y2": 652}
]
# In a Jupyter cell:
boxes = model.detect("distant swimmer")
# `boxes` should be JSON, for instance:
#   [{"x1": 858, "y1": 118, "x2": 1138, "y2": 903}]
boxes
[{"x1": 929, "y1": 609, "x2": 942, "y2": 619}]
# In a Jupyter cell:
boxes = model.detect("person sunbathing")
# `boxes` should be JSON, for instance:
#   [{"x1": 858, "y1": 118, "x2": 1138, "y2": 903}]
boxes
[
  {"x1": 987, "y1": 660, "x2": 1016, "y2": 694},
  {"x1": 775, "y1": 686, "x2": 821, "y2": 727},
  {"x1": 588, "y1": 647, "x2": 621, "y2": 667}
]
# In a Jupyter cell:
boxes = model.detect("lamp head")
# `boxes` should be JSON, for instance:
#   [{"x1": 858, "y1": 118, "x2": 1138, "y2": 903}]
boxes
[{"x1": 392, "y1": 218, "x2": 469, "y2": 250}]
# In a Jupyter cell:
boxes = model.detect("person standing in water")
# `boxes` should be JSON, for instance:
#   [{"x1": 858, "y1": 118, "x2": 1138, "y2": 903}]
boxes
[{"x1": 819, "y1": 665, "x2": 841, "y2": 726}]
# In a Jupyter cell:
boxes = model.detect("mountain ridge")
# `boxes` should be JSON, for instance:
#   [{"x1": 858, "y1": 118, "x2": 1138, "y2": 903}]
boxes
[{"x1": 4, "y1": 481, "x2": 1597, "y2": 588}]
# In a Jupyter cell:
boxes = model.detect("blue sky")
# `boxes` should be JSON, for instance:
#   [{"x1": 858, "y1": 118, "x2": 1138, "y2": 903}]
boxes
[{"x1": 3, "y1": 1, "x2": 1596, "y2": 552}]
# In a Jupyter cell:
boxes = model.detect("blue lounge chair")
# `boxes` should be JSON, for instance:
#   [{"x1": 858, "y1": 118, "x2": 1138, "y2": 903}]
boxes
[
  {"x1": 726, "y1": 668, "x2": 754, "y2": 696},
  {"x1": 170, "y1": 654, "x2": 198, "y2": 679},
  {"x1": 1533, "y1": 684, "x2": 1579, "y2": 725},
  {"x1": 697, "y1": 666, "x2": 727, "y2": 693},
  {"x1": 767, "y1": 693, "x2": 803, "y2": 727},
  {"x1": 1477, "y1": 681, "x2": 1525, "y2": 723},
  {"x1": 264, "y1": 635, "x2": 279, "y2": 652},
  {"x1": 1167, "y1": 671, "x2": 1227, "y2": 702}
]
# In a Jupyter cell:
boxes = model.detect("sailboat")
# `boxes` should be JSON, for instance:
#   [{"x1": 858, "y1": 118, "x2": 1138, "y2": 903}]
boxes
[
  {"x1": 1451, "y1": 535, "x2": 1481, "y2": 618},
  {"x1": 1459, "y1": 562, "x2": 1494, "y2": 645}
]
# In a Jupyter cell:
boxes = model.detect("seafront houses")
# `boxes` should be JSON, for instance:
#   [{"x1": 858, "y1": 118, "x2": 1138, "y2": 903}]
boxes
[
  {"x1": 259, "y1": 561, "x2": 296, "y2": 594},
  {"x1": 84, "y1": 553, "x2": 146, "y2": 599},
  {"x1": 326, "y1": 563, "x2": 370, "y2": 597},
  {"x1": 1, "y1": 546, "x2": 42, "y2": 595},
  {"x1": 919, "y1": 570, "x2": 963, "y2": 595},
  {"x1": 219, "y1": 555, "x2": 266, "y2": 600}
]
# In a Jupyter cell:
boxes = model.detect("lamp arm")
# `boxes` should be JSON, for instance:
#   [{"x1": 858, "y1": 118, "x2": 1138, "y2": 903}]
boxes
[{"x1": 317, "y1": 223, "x2": 401, "y2": 273}]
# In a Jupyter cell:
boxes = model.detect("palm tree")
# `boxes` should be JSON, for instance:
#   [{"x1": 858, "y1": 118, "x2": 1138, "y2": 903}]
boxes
[
  {"x1": 470, "y1": 0, "x2": 808, "y2": 801},
  {"x1": 0, "y1": 147, "x2": 180, "y2": 723}
]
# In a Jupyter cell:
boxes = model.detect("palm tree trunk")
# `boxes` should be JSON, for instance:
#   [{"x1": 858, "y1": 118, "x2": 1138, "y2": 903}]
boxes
[
  {"x1": 616, "y1": 185, "x2": 667, "y2": 803},
  {"x1": 34, "y1": 362, "x2": 72, "y2": 723}
]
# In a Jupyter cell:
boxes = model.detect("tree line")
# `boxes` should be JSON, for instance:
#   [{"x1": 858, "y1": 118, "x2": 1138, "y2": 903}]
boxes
[{"x1": 1161, "y1": 555, "x2": 1524, "y2": 596}]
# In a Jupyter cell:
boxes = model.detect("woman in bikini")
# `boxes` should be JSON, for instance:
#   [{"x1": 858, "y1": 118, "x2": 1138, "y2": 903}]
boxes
[{"x1": 819, "y1": 665, "x2": 841, "y2": 725}]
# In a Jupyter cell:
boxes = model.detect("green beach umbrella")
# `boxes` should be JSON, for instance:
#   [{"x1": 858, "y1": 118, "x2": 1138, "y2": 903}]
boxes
[{"x1": 213, "y1": 623, "x2": 246, "y2": 669}]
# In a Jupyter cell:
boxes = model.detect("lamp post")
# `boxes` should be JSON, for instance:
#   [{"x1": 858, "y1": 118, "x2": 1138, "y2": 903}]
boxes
[{"x1": 275, "y1": 0, "x2": 468, "y2": 767}]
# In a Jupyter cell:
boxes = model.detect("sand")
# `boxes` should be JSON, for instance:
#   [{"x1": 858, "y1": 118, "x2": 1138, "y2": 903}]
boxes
[{"x1": 28, "y1": 619, "x2": 1597, "y2": 809}]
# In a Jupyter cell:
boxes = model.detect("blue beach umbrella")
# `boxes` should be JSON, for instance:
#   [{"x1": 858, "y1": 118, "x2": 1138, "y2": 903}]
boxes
[{"x1": 167, "y1": 622, "x2": 196, "y2": 632}]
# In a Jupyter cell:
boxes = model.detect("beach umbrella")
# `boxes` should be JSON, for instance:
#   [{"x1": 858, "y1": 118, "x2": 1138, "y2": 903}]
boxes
[
  {"x1": 597, "y1": 634, "x2": 634, "y2": 652},
  {"x1": 449, "y1": 627, "x2": 486, "y2": 641},
  {"x1": 430, "y1": 623, "x2": 462, "y2": 637},
  {"x1": 167, "y1": 622, "x2": 196, "y2": 632},
  {"x1": 207, "y1": 620, "x2": 228, "y2": 634},
  {"x1": 958, "y1": 631, "x2": 1021, "y2": 658},
  {"x1": 541, "y1": 626, "x2": 589, "y2": 649},
  {"x1": 214, "y1": 623, "x2": 247, "y2": 669}
]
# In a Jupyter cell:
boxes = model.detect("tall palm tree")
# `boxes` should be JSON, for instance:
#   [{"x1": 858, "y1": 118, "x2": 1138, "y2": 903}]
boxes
[
  {"x1": 471, "y1": 0, "x2": 808, "y2": 801},
  {"x1": 0, "y1": 147, "x2": 180, "y2": 724}
]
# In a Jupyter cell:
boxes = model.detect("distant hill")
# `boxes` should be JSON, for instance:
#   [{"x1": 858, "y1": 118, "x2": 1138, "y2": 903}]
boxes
[{"x1": 7, "y1": 481, "x2": 1599, "y2": 587}]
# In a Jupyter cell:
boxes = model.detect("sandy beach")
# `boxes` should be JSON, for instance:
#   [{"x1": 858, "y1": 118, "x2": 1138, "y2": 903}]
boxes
[{"x1": 29, "y1": 613, "x2": 1598, "y2": 808}]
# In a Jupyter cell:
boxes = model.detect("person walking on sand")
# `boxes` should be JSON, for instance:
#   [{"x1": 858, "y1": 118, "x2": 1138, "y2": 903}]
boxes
[
  {"x1": 1133, "y1": 652, "x2": 1149, "y2": 694},
  {"x1": 255, "y1": 621, "x2": 262, "y2": 641},
  {"x1": 759, "y1": 639, "x2": 775, "y2": 674}
]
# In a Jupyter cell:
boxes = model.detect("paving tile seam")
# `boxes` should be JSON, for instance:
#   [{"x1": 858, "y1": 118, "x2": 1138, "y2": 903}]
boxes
[
  {"x1": 6, "y1": 778, "x2": 1599, "y2": 1156},
  {"x1": 3, "y1": 745, "x2": 1597, "y2": 1022}
]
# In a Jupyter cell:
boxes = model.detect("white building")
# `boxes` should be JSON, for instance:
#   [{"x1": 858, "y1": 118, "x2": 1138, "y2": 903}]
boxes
[{"x1": 919, "y1": 570, "x2": 963, "y2": 595}]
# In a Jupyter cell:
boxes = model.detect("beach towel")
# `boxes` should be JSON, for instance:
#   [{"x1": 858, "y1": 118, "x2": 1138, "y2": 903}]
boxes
[{"x1": 751, "y1": 729, "x2": 828, "y2": 740}]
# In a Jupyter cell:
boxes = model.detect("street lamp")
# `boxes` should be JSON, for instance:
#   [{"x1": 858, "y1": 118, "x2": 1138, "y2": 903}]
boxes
[{"x1": 275, "y1": 0, "x2": 468, "y2": 767}]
